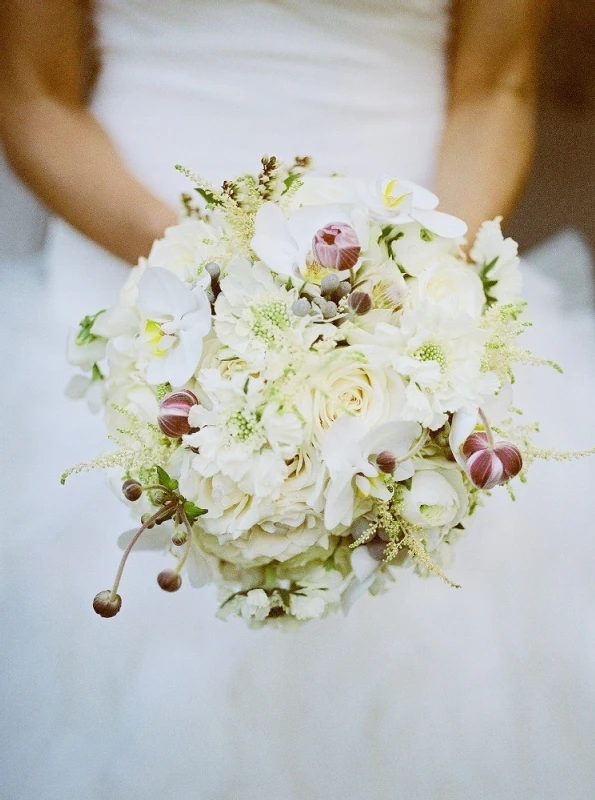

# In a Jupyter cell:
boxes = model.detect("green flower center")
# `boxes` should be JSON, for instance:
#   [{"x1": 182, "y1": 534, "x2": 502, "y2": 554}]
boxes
[
  {"x1": 251, "y1": 301, "x2": 291, "y2": 347},
  {"x1": 227, "y1": 410, "x2": 260, "y2": 443},
  {"x1": 414, "y1": 342, "x2": 447, "y2": 372},
  {"x1": 420, "y1": 503, "x2": 447, "y2": 524}
]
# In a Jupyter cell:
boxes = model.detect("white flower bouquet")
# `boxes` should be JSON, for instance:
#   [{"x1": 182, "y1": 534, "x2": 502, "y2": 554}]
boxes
[{"x1": 65, "y1": 156, "x2": 588, "y2": 626}]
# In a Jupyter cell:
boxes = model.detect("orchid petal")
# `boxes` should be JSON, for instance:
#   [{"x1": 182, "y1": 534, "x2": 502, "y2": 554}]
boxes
[
  {"x1": 137, "y1": 267, "x2": 196, "y2": 319},
  {"x1": 412, "y1": 209, "x2": 468, "y2": 239},
  {"x1": 251, "y1": 202, "x2": 297, "y2": 276},
  {"x1": 117, "y1": 525, "x2": 173, "y2": 552}
]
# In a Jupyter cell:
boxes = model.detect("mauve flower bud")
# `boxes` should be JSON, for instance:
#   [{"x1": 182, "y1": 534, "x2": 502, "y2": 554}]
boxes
[
  {"x1": 320, "y1": 273, "x2": 341, "y2": 296},
  {"x1": 463, "y1": 431, "x2": 523, "y2": 490},
  {"x1": 141, "y1": 512, "x2": 156, "y2": 529},
  {"x1": 205, "y1": 288, "x2": 216, "y2": 304},
  {"x1": 376, "y1": 450, "x2": 397, "y2": 474},
  {"x1": 157, "y1": 569, "x2": 182, "y2": 592},
  {"x1": 158, "y1": 389, "x2": 199, "y2": 438},
  {"x1": 292, "y1": 298, "x2": 311, "y2": 317},
  {"x1": 93, "y1": 590, "x2": 122, "y2": 618},
  {"x1": 312, "y1": 222, "x2": 361, "y2": 271},
  {"x1": 348, "y1": 291, "x2": 372, "y2": 315},
  {"x1": 122, "y1": 479, "x2": 142, "y2": 502}
]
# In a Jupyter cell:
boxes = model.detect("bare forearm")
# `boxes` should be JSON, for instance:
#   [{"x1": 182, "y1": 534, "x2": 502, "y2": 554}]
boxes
[
  {"x1": 435, "y1": 87, "x2": 536, "y2": 241},
  {"x1": 2, "y1": 95, "x2": 177, "y2": 263}
]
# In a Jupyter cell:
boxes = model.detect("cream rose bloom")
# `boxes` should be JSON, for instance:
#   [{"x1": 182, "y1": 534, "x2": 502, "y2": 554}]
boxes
[{"x1": 297, "y1": 346, "x2": 407, "y2": 444}]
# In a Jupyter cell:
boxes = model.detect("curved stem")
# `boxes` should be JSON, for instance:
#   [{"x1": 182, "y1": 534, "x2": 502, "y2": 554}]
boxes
[
  {"x1": 478, "y1": 408, "x2": 495, "y2": 450},
  {"x1": 109, "y1": 502, "x2": 177, "y2": 601},
  {"x1": 397, "y1": 429, "x2": 430, "y2": 464},
  {"x1": 174, "y1": 509, "x2": 195, "y2": 574}
]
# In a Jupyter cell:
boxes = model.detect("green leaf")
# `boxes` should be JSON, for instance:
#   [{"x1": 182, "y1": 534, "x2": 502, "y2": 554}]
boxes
[
  {"x1": 419, "y1": 228, "x2": 433, "y2": 242},
  {"x1": 195, "y1": 187, "x2": 222, "y2": 207},
  {"x1": 183, "y1": 500, "x2": 207, "y2": 520},
  {"x1": 75, "y1": 309, "x2": 106, "y2": 346},
  {"x1": 282, "y1": 172, "x2": 302, "y2": 194},
  {"x1": 155, "y1": 465, "x2": 178, "y2": 491},
  {"x1": 91, "y1": 363, "x2": 104, "y2": 382}
]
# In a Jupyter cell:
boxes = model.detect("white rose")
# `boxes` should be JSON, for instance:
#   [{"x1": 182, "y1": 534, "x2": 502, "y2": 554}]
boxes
[
  {"x1": 401, "y1": 461, "x2": 469, "y2": 550},
  {"x1": 298, "y1": 346, "x2": 406, "y2": 444},
  {"x1": 409, "y1": 258, "x2": 485, "y2": 319}
]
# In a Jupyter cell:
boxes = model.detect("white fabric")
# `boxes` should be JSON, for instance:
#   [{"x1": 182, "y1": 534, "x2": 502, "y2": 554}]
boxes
[{"x1": 3, "y1": 1, "x2": 595, "y2": 798}]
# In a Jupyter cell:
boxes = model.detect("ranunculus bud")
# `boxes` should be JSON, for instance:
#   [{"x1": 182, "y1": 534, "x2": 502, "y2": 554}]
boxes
[
  {"x1": 157, "y1": 569, "x2": 182, "y2": 592},
  {"x1": 93, "y1": 590, "x2": 122, "y2": 618},
  {"x1": 463, "y1": 431, "x2": 523, "y2": 490},
  {"x1": 348, "y1": 291, "x2": 372, "y2": 315},
  {"x1": 157, "y1": 389, "x2": 198, "y2": 438},
  {"x1": 312, "y1": 222, "x2": 361, "y2": 271},
  {"x1": 376, "y1": 450, "x2": 397, "y2": 474},
  {"x1": 121, "y1": 479, "x2": 143, "y2": 502}
]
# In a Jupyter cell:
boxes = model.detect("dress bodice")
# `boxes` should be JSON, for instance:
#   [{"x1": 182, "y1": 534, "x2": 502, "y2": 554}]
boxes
[{"x1": 93, "y1": 0, "x2": 450, "y2": 197}]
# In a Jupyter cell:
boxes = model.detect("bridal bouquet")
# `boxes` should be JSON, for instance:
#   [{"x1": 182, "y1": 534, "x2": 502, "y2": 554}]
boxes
[{"x1": 65, "y1": 156, "x2": 577, "y2": 626}]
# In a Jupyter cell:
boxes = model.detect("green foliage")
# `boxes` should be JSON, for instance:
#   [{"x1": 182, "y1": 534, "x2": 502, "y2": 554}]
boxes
[
  {"x1": 479, "y1": 256, "x2": 499, "y2": 307},
  {"x1": 75, "y1": 310, "x2": 106, "y2": 346}
]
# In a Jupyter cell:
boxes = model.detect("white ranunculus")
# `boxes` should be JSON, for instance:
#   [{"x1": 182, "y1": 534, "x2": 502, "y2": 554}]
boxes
[
  {"x1": 401, "y1": 461, "x2": 469, "y2": 550},
  {"x1": 137, "y1": 267, "x2": 212, "y2": 386},
  {"x1": 409, "y1": 258, "x2": 486, "y2": 319},
  {"x1": 470, "y1": 217, "x2": 522, "y2": 304}
]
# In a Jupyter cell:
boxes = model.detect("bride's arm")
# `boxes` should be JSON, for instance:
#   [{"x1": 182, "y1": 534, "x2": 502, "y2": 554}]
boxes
[
  {"x1": 435, "y1": 0, "x2": 551, "y2": 240},
  {"x1": 0, "y1": 0, "x2": 177, "y2": 264}
]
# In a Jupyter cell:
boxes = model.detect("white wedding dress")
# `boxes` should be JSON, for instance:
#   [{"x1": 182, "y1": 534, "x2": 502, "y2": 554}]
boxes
[{"x1": 3, "y1": 1, "x2": 595, "y2": 798}]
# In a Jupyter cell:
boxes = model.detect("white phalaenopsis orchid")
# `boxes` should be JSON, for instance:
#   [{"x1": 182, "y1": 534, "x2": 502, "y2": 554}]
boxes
[
  {"x1": 137, "y1": 267, "x2": 212, "y2": 386},
  {"x1": 320, "y1": 415, "x2": 421, "y2": 529},
  {"x1": 251, "y1": 201, "x2": 368, "y2": 282},
  {"x1": 366, "y1": 175, "x2": 467, "y2": 239}
]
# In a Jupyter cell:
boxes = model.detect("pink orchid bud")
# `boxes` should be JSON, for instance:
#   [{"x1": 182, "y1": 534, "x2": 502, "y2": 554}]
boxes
[
  {"x1": 376, "y1": 450, "x2": 397, "y2": 474},
  {"x1": 312, "y1": 222, "x2": 361, "y2": 271},
  {"x1": 463, "y1": 431, "x2": 523, "y2": 490},
  {"x1": 157, "y1": 389, "x2": 199, "y2": 438}
]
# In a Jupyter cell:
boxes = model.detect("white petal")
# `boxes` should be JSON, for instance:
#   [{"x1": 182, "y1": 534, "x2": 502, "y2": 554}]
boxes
[
  {"x1": 412, "y1": 209, "x2": 468, "y2": 239},
  {"x1": 405, "y1": 180, "x2": 439, "y2": 210},
  {"x1": 360, "y1": 421, "x2": 421, "y2": 460},
  {"x1": 137, "y1": 267, "x2": 196, "y2": 319},
  {"x1": 324, "y1": 476, "x2": 355, "y2": 530},
  {"x1": 251, "y1": 202, "x2": 297, "y2": 276},
  {"x1": 351, "y1": 545, "x2": 382, "y2": 582},
  {"x1": 449, "y1": 410, "x2": 478, "y2": 468},
  {"x1": 184, "y1": 545, "x2": 214, "y2": 588}
]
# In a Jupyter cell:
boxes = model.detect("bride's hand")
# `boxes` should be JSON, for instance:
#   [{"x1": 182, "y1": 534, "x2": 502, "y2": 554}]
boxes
[
  {"x1": 0, "y1": 0, "x2": 178, "y2": 264},
  {"x1": 436, "y1": 0, "x2": 551, "y2": 243}
]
